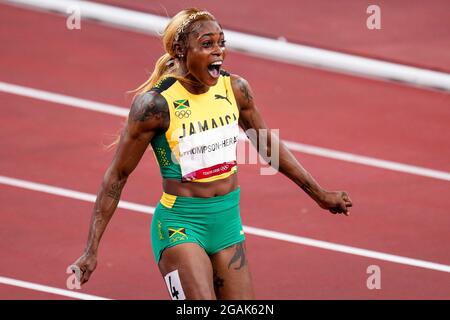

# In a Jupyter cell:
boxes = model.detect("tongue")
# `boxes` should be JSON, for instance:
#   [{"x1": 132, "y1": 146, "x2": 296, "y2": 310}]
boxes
[{"x1": 208, "y1": 67, "x2": 219, "y2": 78}]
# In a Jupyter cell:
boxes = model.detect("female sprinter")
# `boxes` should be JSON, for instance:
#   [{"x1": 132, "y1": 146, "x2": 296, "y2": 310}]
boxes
[{"x1": 71, "y1": 8, "x2": 353, "y2": 300}]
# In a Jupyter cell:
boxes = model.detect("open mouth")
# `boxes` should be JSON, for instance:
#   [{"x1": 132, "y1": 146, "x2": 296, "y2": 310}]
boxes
[{"x1": 207, "y1": 61, "x2": 222, "y2": 79}]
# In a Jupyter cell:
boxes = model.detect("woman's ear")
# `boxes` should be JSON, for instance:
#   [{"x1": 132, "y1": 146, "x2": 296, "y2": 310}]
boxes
[{"x1": 173, "y1": 42, "x2": 185, "y2": 59}]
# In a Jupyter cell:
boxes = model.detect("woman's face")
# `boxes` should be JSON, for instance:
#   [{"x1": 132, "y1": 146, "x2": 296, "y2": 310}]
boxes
[{"x1": 184, "y1": 20, "x2": 226, "y2": 88}]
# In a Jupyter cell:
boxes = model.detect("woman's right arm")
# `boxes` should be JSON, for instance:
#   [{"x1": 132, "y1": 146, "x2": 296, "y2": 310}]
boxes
[{"x1": 71, "y1": 91, "x2": 169, "y2": 285}]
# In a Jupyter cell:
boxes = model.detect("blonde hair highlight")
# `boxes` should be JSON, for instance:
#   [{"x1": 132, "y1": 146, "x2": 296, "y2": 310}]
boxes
[{"x1": 132, "y1": 8, "x2": 215, "y2": 96}]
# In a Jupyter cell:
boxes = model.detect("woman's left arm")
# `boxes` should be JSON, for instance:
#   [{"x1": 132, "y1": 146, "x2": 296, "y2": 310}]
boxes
[{"x1": 231, "y1": 75, "x2": 352, "y2": 215}]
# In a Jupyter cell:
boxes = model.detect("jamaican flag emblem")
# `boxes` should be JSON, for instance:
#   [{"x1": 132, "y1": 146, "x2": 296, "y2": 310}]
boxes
[
  {"x1": 173, "y1": 99, "x2": 191, "y2": 119},
  {"x1": 173, "y1": 99, "x2": 189, "y2": 110},
  {"x1": 168, "y1": 227, "x2": 187, "y2": 243}
]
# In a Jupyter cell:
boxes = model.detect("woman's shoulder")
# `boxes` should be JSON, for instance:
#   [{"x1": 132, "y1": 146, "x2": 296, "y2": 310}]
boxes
[
  {"x1": 132, "y1": 90, "x2": 169, "y2": 116},
  {"x1": 228, "y1": 73, "x2": 254, "y2": 107},
  {"x1": 227, "y1": 72, "x2": 251, "y2": 90},
  {"x1": 129, "y1": 90, "x2": 170, "y2": 133}
]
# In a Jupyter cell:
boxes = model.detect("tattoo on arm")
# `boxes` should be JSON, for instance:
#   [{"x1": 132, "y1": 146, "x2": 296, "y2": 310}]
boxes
[
  {"x1": 228, "y1": 242, "x2": 247, "y2": 270},
  {"x1": 129, "y1": 92, "x2": 168, "y2": 123},
  {"x1": 237, "y1": 78, "x2": 253, "y2": 105},
  {"x1": 106, "y1": 180, "x2": 125, "y2": 201}
]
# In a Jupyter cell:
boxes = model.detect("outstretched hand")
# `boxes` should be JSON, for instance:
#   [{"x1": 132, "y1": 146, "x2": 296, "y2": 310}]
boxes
[
  {"x1": 317, "y1": 190, "x2": 353, "y2": 216},
  {"x1": 70, "y1": 253, "x2": 98, "y2": 286}
]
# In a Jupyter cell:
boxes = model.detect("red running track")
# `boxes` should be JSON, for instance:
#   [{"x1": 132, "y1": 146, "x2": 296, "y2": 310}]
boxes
[{"x1": 0, "y1": 5, "x2": 449, "y2": 299}]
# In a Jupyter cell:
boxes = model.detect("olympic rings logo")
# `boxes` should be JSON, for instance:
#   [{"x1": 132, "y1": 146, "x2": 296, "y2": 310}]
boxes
[{"x1": 175, "y1": 109, "x2": 191, "y2": 119}]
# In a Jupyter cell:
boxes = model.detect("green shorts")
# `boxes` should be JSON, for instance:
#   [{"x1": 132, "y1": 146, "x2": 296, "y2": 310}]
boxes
[{"x1": 151, "y1": 187, "x2": 245, "y2": 263}]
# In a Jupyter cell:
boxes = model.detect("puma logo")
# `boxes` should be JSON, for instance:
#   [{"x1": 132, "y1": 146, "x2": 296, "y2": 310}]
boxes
[{"x1": 214, "y1": 90, "x2": 232, "y2": 105}]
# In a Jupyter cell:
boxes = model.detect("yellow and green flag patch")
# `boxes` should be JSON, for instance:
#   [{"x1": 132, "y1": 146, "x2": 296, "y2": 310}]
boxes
[
  {"x1": 168, "y1": 227, "x2": 186, "y2": 238},
  {"x1": 168, "y1": 227, "x2": 187, "y2": 243},
  {"x1": 173, "y1": 99, "x2": 189, "y2": 110}
]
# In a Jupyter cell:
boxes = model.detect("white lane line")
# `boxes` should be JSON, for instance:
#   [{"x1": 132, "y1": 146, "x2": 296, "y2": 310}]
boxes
[
  {"x1": 0, "y1": 175, "x2": 150, "y2": 214},
  {"x1": 1, "y1": 175, "x2": 450, "y2": 274},
  {"x1": 283, "y1": 141, "x2": 450, "y2": 182},
  {"x1": 2, "y1": 81, "x2": 450, "y2": 182},
  {"x1": 5, "y1": 0, "x2": 450, "y2": 91},
  {"x1": 0, "y1": 276, "x2": 111, "y2": 300},
  {"x1": 244, "y1": 227, "x2": 450, "y2": 273},
  {"x1": 0, "y1": 81, "x2": 128, "y2": 117}
]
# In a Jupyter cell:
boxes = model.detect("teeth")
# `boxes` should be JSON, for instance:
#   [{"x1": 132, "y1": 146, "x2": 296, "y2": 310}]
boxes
[{"x1": 211, "y1": 61, "x2": 222, "y2": 66}]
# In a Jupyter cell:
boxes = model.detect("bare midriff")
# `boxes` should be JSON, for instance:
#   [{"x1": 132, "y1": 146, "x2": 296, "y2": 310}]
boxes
[{"x1": 162, "y1": 174, "x2": 238, "y2": 198}]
